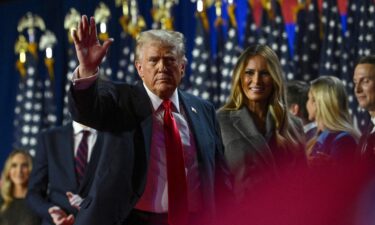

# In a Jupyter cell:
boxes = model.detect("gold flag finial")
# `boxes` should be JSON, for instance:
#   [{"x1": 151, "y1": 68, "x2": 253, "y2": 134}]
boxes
[
  {"x1": 64, "y1": 8, "x2": 81, "y2": 43},
  {"x1": 14, "y1": 35, "x2": 28, "y2": 78},
  {"x1": 17, "y1": 12, "x2": 45, "y2": 51},
  {"x1": 94, "y1": 2, "x2": 111, "y2": 41},
  {"x1": 39, "y1": 30, "x2": 57, "y2": 79},
  {"x1": 17, "y1": 12, "x2": 46, "y2": 34}
]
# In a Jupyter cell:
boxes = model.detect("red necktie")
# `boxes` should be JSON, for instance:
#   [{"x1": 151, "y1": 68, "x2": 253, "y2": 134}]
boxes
[
  {"x1": 162, "y1": 100, "x2": 188, "y2": 225},
  {"x1": 75, "y1": 130, "x2": 90, "y2": 185}
]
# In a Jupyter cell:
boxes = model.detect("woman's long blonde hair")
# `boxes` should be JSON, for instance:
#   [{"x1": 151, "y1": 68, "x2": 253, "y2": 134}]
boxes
[
  {"x1": 221, "y1": 44, "x2": 302, "y2": 150},
  {"x1": 306, "y1": 76, "x2": 360, "y2": 154},
  {"x1": 0, "y1": 150, "x2": 32, "y2": 212}
]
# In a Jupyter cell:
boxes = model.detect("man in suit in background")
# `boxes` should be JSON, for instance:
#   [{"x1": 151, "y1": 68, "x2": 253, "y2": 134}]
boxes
[
  {"x1": 68, "y1": 15, "x2": 230, "y2": 225},
  {"x1": 27, "y1": 121, "x2": 103, "y2": 225},
  {"x1": 287, "y1": 80, "x2": 317, "y2": 142},
  {"x1": 353, "y1": 55, "x2": 375, "y2": 161}
]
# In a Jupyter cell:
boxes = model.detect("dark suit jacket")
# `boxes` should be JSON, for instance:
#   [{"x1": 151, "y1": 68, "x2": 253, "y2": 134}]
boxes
[
  {"x1": 357, "y1": 122, "x2": 375, "y2": 162},
  {"x1": 69, "y1": 80, "x2": 230, "y2": 225},
  {"x1": 27, "y1": 124, "x2": 103, "y2": 225},
  {"x1": 217, "y1": 106, "x2": 305, "y2": 201}
]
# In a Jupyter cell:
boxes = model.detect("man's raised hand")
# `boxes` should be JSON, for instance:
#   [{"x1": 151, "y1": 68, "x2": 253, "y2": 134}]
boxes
[{"x1": 71, "y1": 15, "x2": 113, "y2": 78}]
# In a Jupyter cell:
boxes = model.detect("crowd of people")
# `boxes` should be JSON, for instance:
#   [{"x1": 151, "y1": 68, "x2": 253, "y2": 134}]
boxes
[{"x1": 1, "y1": 15, "x2": 375, "y2": 225}]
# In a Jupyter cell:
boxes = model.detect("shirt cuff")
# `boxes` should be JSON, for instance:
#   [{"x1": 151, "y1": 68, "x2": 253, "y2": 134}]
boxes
[{"x1": 72, "y1": 67, "x2": 98, "y2": 90}]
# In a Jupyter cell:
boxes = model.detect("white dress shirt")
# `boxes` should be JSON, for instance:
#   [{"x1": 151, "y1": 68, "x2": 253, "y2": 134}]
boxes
[
  {"x1": 72, "y1": 121, "x2": 97, "y2": 162},
  {"x1": 135, "y1": 84, "x2": 202, "y2": 213}
]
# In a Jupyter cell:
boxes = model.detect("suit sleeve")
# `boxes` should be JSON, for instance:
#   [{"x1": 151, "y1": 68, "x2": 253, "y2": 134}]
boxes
[
  {"x1": 27, "y1": 132, "x2": 55, "y2": 223},
  {"x1": 68, "y1": 78, "x2": 135, "y2": 132}
]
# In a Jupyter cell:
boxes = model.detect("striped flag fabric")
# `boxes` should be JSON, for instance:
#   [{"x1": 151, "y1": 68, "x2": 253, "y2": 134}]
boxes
[
  {"x1": 218, "y1": 3, "x2": 242, "y2": 106},
  {"x1": 243, "y1": 0, "x2": 259, "y2": 47},
  {"x1": 258, "y1": 0, "x2": 294, "y2": 80}
]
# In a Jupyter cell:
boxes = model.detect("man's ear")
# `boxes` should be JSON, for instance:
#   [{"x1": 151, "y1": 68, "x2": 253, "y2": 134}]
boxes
[
  {"x1": 289, "y1": 104, "x2": 299, "y2": 116},
  {"x1": 135, "y1": 61, "x2": 143, "y2": 79},
  {"x1": 180, "y1": 64, "x2": 186, "y2": 77}
]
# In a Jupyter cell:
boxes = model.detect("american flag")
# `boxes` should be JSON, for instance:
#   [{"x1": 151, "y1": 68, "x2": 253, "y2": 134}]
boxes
[
  {"x1": 39, "y1": 30, "x2": 58, "y2": 129},
  {"x1": 218, "y1": 3, "x2": 242, "y2": 106},
  {"x1": 212, "y1": 18, "x2": 225, "y2": 108},
  {"x1": 62, "y1": 42, "x2": 77, "y2": 125},
  {"x1": 318, "y1": 0, "x2": 343, "y2": 77},
  {"x1": 188, "y1": 10, "x2": 214, "y2": 104},
  {"x1": 293, "y1": 0, "x2": 321, "y2": 82},
  {"x1": 13, "y1": 41, "x2": 44, "y2": 156},
  {"x1": 341, "y1": 0, "x2": 375, "y2": 131},
  {"x1": 62, "y1": 8, "x2": 81, "y2": 125},
  {"x1": 258, "y1": 0, "x2": 294, "y2": 80},
  {"x1": 243, "y1": 0, "x2": 259, "y2": 47},
  {"x1": 42, "y1": 70, "x2": 57, "y2": 129},
  {"x1": 116, "y1": 29, "x2": 138, "y2": 84}
]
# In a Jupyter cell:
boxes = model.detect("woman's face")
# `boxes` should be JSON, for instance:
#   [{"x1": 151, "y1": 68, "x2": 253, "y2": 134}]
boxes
[
  {"x1": 241, "y1": 55, "x2": 274, "y2": 106},
  {"x1": 8, "y1": 153, "x2": 30, "y2": 187},
  {"x1": 306, "y1": 90, "x2": 317, "y2": 121}
]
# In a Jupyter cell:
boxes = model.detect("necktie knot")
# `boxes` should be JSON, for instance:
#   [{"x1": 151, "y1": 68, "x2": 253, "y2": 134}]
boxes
[
  {"x1": 82, "y1": 130, "x2": 91, "y2": 139},
  {"x1": 162, "y1": 99, "x2": 172, "y2": 111}
]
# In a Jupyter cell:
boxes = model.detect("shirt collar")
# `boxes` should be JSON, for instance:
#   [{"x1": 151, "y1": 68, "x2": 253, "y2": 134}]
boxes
[
  {"x1": 371, "y1": 117, "x2": 375, "y2": 127},
  {"x1": 72, "y1": 121, "x2": 97, "y2": 135},
  {"x1": 304, "y1": 122, "x2": 317, "y2": 133},
  {"x1": 142, "y1": 83, "x2": 180, "y2": 113}
]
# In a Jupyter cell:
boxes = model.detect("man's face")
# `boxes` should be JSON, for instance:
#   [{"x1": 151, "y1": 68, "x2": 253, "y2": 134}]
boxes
[
  {"x1": 353, "y1": 63, "x2": 375, "y2": 113},
  {"x1": 135, "y1": 42, "x2": 185, "y2": 99}
]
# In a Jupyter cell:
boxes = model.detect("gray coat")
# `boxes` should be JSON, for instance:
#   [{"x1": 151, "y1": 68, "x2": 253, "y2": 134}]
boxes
[{"x1": 217, "y1": 106, "x2": 305, "y2": 201}]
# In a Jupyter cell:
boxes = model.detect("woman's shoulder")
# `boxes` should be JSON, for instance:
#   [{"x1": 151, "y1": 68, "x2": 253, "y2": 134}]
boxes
[{"x1": 318, "y1": 130, "x2": 356, "y2": 144}]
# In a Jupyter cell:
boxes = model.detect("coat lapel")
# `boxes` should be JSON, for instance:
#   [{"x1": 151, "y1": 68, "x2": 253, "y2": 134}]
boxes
[
  {"x1": 59, "y1": 125, "x2": 77, "y2": 189},
  {"x1": 134, "y1": 83, "x2": 155, "y2": 165},
  {"x1": 178, "y1": 91, "x2": 210, "y2": 163},
  {"x1": 231, "y1": 107, "x2": 276, "y2": 167}
]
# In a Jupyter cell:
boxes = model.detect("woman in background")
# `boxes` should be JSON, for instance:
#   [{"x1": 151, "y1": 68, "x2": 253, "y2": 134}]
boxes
[
  {"x1": 0, "y1": 150, "x2": 40, "y2": 225},
  {"x1": 306, "y1": 76, "x2": 360, "y2": 165},
  {"x1": 217, "y1": 44, "x2": 305, "y2": 202}
]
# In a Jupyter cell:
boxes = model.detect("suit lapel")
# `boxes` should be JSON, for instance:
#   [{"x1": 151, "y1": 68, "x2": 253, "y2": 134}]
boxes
[
  {"x1": 231, "y1": 107, "x2": 276, "y2": 167},
  {"x1": 178, "y1": 92, "x2": 208, "y2": 160},
  {"x1": 134, "y1": 83, "x2": 154, "y2": 165},
  {"x1": 60, "y1": 125, "x2": 77, "y2": 189}
]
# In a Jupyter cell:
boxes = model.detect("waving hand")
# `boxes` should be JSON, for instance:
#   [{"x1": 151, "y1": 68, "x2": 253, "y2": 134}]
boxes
[{"x1": 71, "y1": 15, "x2": 113, "y2": 78}]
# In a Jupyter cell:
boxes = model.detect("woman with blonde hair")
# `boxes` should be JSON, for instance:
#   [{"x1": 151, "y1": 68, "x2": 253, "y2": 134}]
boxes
[
  {"x1": 0, "y1": 149, "x2": 40, "y2": 225},
  {"x1": 306, "y1": 76, "x2": 360, "y2": 165},
  {"x1": 217, "y1": 44, "x2": 305, "y2": 201}
]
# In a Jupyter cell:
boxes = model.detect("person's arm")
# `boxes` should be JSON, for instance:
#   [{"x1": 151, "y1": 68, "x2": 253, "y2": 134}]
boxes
[{"x1": 27, "y1": 132, "x2": 58, "y2": 222}]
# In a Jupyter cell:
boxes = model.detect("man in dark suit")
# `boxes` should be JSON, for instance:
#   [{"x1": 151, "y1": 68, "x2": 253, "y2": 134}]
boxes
[
  {"x1": 353, "y1": 55, "x2": 375, "y2": 161},
  {"x1": 68, "y1": 15, "x2": 230, "y2": 225},
  {"x1": 27, "y1": 121, "x2": 103, "y2": 225}
]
